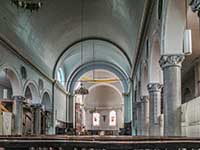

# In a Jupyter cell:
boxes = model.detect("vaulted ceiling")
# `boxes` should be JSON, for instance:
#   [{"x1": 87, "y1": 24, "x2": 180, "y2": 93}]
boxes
[{"x1": 0, "y1": 0, "x2": 146, "y2": 77}]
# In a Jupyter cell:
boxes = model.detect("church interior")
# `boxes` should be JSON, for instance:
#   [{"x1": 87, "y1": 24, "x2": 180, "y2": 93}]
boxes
[{"x1": 0, "y1": 0, "x2": 200, "y2": 149}]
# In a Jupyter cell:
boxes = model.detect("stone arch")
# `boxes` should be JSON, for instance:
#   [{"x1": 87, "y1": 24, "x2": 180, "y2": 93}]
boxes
[
  {"x1": 0, "y1": 64, "x2": 23, "y2": 96},
  {"x1": 41, "y1": 90, "x2": 52, "y2": 134},
  {"x1": 53, "y1": 38, "x2": 132, "y2": 79},
  {"x1": 67, "y1": 61, "x2": 129, "y2": 94},
  {"x1": 161, "y1": 0, "x2": 186, "y2": 55},
  {"x1": 41, "y1": 90, "x2": 52, "y2": 112},
  {"x1": 23, "y1": 80, "x2": 40, "y2": 104},
  {"x1": 149, "y1": 32, "x2": 163, "y2": 83},
  {"x1": 88, "y1": 83, "x2": 124, "y2": 103},
  {"x1": 69, "y1": 61, "x2": 130, "y2": 126}
]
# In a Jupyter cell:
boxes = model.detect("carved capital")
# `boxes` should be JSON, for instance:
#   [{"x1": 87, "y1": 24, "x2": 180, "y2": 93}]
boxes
[
  {"x1": 13, "y1": 96, "x2": 25, "y2": 102},
  {"x1": 136, "y1": 101, "x2": 142, "y2": 107},
  {"x1": 159, "y1": 55, "x2": 185, "y2": 69},
  {"x1": 140, "y1": 96, "x2": 149, "y2": 103},
  {"x1": 190, "y1": 0, "x2": 200, "y2": 17},
  {"x1": 31, "y1": 103, "x2": 43, "y2": 109},
  {"x1": 147, "y1": 83, "x2": 162, "y2": 93}
]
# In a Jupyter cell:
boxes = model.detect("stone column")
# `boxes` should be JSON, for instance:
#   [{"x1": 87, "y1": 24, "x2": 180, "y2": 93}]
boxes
[
  {"x1": 147, "y1": 83, "x2": 162, "y2": 136},
  {"x1": 159, "y1": 55, "x2": 184, "y2": 136},
  {"x1": 136, "y1": 101, "x2": 142, "y2": 136},
  {"x1": 140, "y1": 96, "x2": 149, "y2": 136},
  {"x1": 32, "y1": 104, "x2": 42, "y2": 135},
  {"x1": 13, "y1": 96, "x2": 25, "y2": 135}
]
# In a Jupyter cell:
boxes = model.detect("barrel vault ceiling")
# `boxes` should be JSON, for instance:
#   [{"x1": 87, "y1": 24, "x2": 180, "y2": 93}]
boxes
[{"x1": 0, "y1": 0, "x2": 146, "y2": 77}]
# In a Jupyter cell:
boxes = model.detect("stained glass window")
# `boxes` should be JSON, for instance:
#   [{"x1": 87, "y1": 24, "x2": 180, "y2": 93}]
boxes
[
  {"x1": 93, "y1": 113, "x2": 100, "y2": 126},
  {"x1": 109, "y1": 110, "x2": 116, "y2": 126}
]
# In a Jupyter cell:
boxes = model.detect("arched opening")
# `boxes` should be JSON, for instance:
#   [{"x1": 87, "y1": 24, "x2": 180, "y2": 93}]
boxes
[
  {"x1": 71, "y1": 69, "x2": 125, "y2": 136},
  {"x1": 0, "y1": 67, "x2": 22, "y2": 135},
  {"x1": 149, "y1": 34, "x2": 162, "y2": 84},
  {"x1": 83, "y1": 84, "x2": 123, "y2": 135},
  {"x1": 23, "y1": 81, "x2": 40, "y2": 135},
  {"x1": 181, "y1": 2, "x2": 200, "y2": 104},
  {"x1": 41, "y1": 92, "x2": 52, "y2": 134},
  {"x1": 0, "y1": 70, "x2": 13, "y2": 100},
  {"x1": 24, "y1": 81, "x2": 40, "y2": 104},
  {"x1": 56, "y1": 68, "x2": 65, "y2": 86},
  {"x1": 23, "y1": 86, "x2": 33, "y2": 135},
  {"x1": 54, "y1": 39, "x2": 131, "y2": 136},
  {"x1": 109, "y1": 110, "x2": 117, "y2": 127}
]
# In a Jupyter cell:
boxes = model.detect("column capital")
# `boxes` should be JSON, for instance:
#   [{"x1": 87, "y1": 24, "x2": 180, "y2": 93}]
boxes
[
  {"x1": 147, "y1": 83, "x2": 162, "y2": 93},
  {"x1": 136, "y1": 101, "x2": 142, "y2": 107},
  {"x1": 190, "y1": 0, "x2": 200, "y2": 17},
  {"x1": 140, "y1": 96, "x2": 149, "y2": 103},
  {"x1": 13, "y1": 96, "x2": 25, "y2": 102},
  {"x1": 159, "y1": 55, "x2": 185, "y2": 69},
  {"x1": 31, "y1": 103, "x2": 43, "y2": 109}
]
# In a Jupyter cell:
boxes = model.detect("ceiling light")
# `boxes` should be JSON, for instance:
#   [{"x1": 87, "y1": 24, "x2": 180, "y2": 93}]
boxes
[
  {"x1": 11, "y1": 0, "x2": 42, "y2": 11},
  {"x1": 74, "y1": 0, "x2": 89, "y2": 95}
]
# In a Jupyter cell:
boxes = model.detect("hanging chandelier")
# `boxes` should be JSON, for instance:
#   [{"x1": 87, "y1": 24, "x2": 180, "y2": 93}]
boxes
[
  {"x1": 75, "y1": 83, "x2": 89, "y2": 95},
  {"x1": 11, "y1": 0, "x2": 42, "y2": 11},
  {"x1": 74, "y1": 0, "x2": 89, "y2": 95}
]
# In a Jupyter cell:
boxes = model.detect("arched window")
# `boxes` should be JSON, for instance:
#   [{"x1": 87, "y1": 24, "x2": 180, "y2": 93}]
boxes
[
  {"x1": 158, "y1": 0, "x2": 163, "y2": 20},
  {"x1": 109, "y1": 110, "x2": 116, "y2": 126},
  {"x1": 57, "y1": 68, "x2": 65, "y2": 86},
  {"x1": 93, "y1": 112, "x2": 100, "y2": 126}
]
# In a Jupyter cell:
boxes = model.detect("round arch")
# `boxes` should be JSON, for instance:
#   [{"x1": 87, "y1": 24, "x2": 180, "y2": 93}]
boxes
[
  {"x1": 83, "y1": 83, "x2": 124, "y2": 130},
  {"x1": 67, "y1": 61, "x2": 129, "y2": 94},
  {"x1": 53, "y1": 37, "x2": 132, "y2": 79},
  {"x1": 88, "y1": 82, "x2": 124, "y2": 101},
  {"x1": 149, "y1": 32, "x2": 163, "y2": 83},
  {"x1": 41, "y1": 90, "x2": 52, "y2": 112},
  {"x1": 23, "y1": 80, "x2": 40, "y2": 104},
  {"x1": 161, "y1": 0, "x2": 186, "y2": 55},
  {"x1": 0, "y1": 64, "x2": 23, "y2": 96}
]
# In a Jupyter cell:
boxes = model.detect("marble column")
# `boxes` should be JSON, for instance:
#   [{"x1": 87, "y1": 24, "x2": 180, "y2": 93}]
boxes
[
  {"x1": 13, "y1": 96, "x2": 25, "y2": 135},
  {"x1": 159, "y1": 55, "x2": 184, "y2": 136},
  {"x1": 140, "y1": 96, "x2": 149, "y2": 136},
  {"x1": 32, "y1": 104, "x2": 42, "y2": 135},
  {"x1": 147, "y1": 83, "x2": 162, "y2": 136}
]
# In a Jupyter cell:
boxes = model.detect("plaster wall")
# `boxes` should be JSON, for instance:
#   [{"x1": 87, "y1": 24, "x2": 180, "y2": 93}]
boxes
[
  {"x1": 181, "y1": 96, "x2": 200, "y2": 137},
  {"x1": 54, "y1": 85, "x2": 67, "y2": 123},
  {"x1": 85, "y1": 109, "x2": 123, "y2": 131},
  {"x1": 84, "y1": 85, "x2": 123, "y2": 131}
]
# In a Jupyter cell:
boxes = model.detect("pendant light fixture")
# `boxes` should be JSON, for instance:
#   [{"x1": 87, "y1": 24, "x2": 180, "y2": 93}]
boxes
[
  {"x1": 75, "y1": 0, "x2": 89, "y2": 95},
  {"x1": 92, "y1": 40, "x2": 96, "y2": 82},
  {"x1": 11, "y1": 0, "x2": 42, "y2": 11}
]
